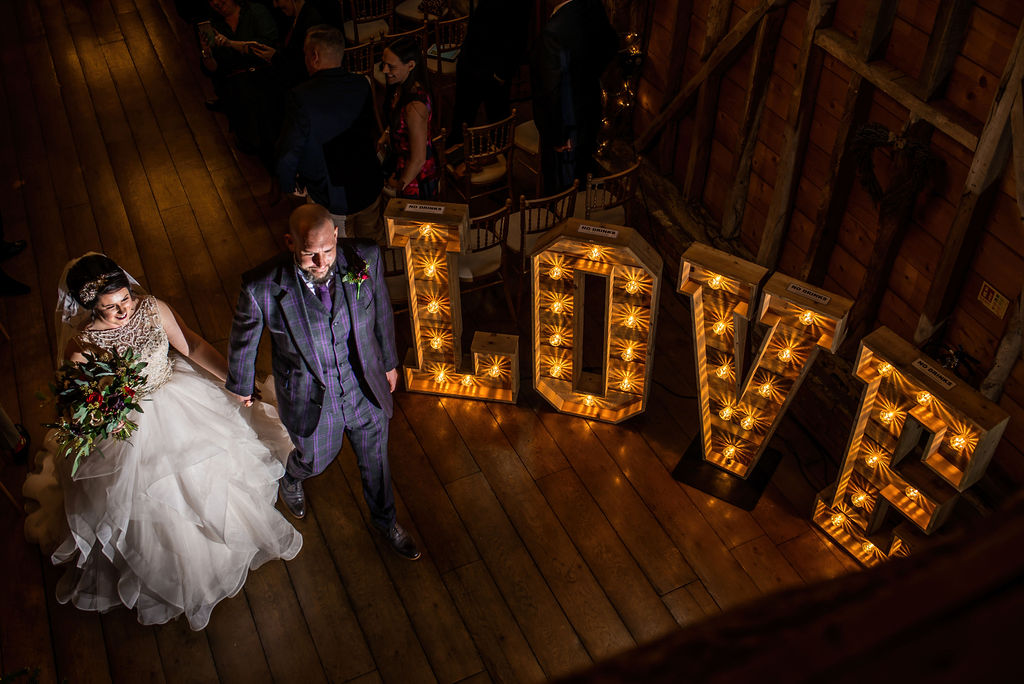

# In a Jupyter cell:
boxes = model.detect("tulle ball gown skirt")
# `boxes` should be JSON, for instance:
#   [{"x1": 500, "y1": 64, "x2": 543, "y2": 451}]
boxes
[{"x1": 50, "y1": 358, "x2": 302, "y2": 630}]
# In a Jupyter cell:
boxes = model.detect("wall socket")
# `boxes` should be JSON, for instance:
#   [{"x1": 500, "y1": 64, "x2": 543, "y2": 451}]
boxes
[{"x1": 978, "y1": 280, "x2": 1009, "y2": 318}]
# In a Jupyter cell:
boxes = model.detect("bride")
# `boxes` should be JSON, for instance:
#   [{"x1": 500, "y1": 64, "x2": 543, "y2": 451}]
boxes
[{"x1": 38, "y1": 253, "x2": 302, "y2": 630}]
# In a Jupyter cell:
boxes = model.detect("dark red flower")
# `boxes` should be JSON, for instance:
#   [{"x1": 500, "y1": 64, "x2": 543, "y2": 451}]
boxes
[
  {"x1": 123, "y1": 386, "x2": 136, "y2": 398},
  {"x1": 86, "y1": 392, "x2": 102, "y2": 405}
]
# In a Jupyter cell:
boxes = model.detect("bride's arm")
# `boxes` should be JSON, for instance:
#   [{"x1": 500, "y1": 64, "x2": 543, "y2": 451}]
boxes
[
  {"x1": 63, "y1": 337, "x2": 87, "y2": 365},
  {"x1": 155, "y1": 299, "x2": 229, "y2": 381}
]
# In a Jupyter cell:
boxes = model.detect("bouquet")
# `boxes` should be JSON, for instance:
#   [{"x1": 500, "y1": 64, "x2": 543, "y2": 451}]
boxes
[{"x1": 44, "y1": 348, "x2": 147, "y2": 476}]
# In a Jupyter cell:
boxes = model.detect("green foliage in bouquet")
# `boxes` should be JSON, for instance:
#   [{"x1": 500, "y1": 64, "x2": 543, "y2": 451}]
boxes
[{"x1": 44, "y1": 348, "x2": 147, "y2": 477}]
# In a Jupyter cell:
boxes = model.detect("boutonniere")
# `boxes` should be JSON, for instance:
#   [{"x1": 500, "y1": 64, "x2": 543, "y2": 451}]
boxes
[{"x1": 342, "y1": 255, "x2": 372, "y2": 299}]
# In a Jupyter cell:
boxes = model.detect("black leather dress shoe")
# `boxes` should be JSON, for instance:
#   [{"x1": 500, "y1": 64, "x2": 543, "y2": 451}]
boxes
[
  {"x1": 278, "y1": 477, "x2": 306, "y2": 519},
  {"x1": 378, "y1": 523, "x2": 421, "y2": 560}
]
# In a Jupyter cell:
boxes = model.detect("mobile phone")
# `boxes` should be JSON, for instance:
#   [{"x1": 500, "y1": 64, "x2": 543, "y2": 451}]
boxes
[{"x1": 197, "y1": 21, "x2": 217, "y2": 46}]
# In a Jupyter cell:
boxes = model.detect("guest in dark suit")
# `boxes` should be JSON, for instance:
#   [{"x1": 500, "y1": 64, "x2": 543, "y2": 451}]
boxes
[
  {"x1": 250, "y1": 0, "x2": 325, "y2": 90},
  {"x1": 531, "y1": 0, "x2": 618, "y2": 194},
  {"x1": 448, "y1": 0, "x2": 529, "y2": 145},
  {"x1": 227, "y1": 203, "x2": 420, "y2": 560},
  {"x1": 276, "y1": 25, "x2": 385, "y2": 242}
]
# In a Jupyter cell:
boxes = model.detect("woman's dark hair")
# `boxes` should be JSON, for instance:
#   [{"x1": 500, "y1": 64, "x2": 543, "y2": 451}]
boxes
[
  {"x1": 384, "y1": 37, "x2": 430, "y2": 126},
  {"x1": 66, "y1": 255, "x2": 132, "y2": 309}
]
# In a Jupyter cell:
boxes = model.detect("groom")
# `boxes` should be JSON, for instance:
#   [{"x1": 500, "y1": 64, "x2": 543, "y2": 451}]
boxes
[{"x1": 227, "y1": 204, "x2": 420, "y2": 560}]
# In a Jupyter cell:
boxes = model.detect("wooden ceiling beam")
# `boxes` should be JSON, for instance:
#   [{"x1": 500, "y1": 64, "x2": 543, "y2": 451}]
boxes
[
  {"x1": 754, "y1": 0, "x2": 837, "y2": 269},
  {"x1": 721, "y1": 7, "x2": 786, "y2": 239},
  {"x1": 700, "y1": 0, "x2": 734, "y2": 60},
  {"x1": 803, "y1": 0, "x2": 900, "y2": 282},
  {"x1": 914, "y1": 21, "x2": 1024, "y2": 345},
  {"x1": 815, "y1": 28, "x2": 981, "y2": 150},
  {"x1": 636, "y1": 0, "x2": 789, "y2": 152},
  {"x1": 911, "y1": 0, "x2": 973, "y2": 101}
]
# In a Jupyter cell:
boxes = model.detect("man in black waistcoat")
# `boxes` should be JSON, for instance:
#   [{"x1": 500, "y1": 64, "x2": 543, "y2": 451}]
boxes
[{"x1": 276, "y1": 24, "x2": 385, "y2": 243}]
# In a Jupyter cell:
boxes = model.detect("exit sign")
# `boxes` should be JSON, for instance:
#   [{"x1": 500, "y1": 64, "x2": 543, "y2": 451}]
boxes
[{"x1": 978, "y1": 281, "x2": 1009, "y2": 318}]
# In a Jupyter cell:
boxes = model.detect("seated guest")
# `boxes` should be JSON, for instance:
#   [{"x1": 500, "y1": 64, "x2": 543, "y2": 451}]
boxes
[
  {"x1": 199, "y1": 0, "x2": 280, "y2": 163},
  {"x1": 380, "y1": 38, "x2": 440, "y2": 200},
  {"x1": 250, "y1": 0, "x2": 324, "y2": 91},
  {"x1": 276, "y1": 25, "x2": 385, "y2": 241}
]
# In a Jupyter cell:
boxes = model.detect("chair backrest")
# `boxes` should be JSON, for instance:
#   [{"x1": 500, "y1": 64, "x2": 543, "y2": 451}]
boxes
[
  {"x1": 462, "y1": 110, "x2": 516, "y2": 170},
  {"x1": 467, "y1": 199, "x2": 512, "y2": 255},
  {"x1": 431, "y1": 128, "x2": 447, "y2": 198},
  {"x1": 342, "y1": 40, "x2": 378, "y2": 77},
  {"x1": 428, "y1": 15, "x2": 468, "y2": 73},
  {"x1": 382, "y1": 245, "x2": 406, "y2": 277},
  {"x1": 584, "y1": 156, "x2": 642, "y2": 219},
  {"x1": 348, "y1": 0, "x2": 394, "y2": 45},
  {"x1": 383, "y1": 23, "x2": 428, "y2": 52},
  {"x1": 516, "y1": 180, "x2": 577, "y2": 272},
  {"x1": 349, "y1": 0, "x2": 394, "y2": 22}
]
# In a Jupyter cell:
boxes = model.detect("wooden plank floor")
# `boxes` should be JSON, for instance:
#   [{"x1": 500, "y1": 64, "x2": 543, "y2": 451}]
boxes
[{"x1": 0, "y1": 0, "x2": 860, "y2": 681}]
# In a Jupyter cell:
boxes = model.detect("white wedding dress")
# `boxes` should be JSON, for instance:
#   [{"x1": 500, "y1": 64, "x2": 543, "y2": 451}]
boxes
[{"x1": 41, "y1": 295, "x2": 302, "y2": 630}]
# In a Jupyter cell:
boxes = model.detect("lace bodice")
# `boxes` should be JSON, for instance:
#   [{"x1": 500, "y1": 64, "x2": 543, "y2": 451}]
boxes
[{"x1": 77, "y1": 295, "x2": 173, "y2": 395}]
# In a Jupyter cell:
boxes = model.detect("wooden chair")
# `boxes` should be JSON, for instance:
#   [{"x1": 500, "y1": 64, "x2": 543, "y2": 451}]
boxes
[
  {"x1": 574, "y1": 157, "x2": 643, "y2": 225},
  {"x1": 430, "y1": 128, "x2": 446, "y2": 199},
  {"x1": 344, "y1": 0, "x2": 394, "y2": 46},
  {"x1": 382, "y1": 245, "x2": 409, "y2": 314},
  {"x1": 513, "y1": 119, "x2": 542, "y2": 197},
  {"x1": 459, "y1": 199, "x2": 516, "y2": 319},
  {"x1": 426, "y1": 14, "x2": 467, "y2": 79},
  {"x1": 444, "y1": 110, "x2": 516, "y2": 206},
  {"x1": 507, "y1": 181, "x2": 577, "y2": 314},
  {"x1": 373, "y1": 24, "x2": 428, "y2": 89},
  {"x1": 395, "y1": 0, "x2": 449, "y2": 26}
]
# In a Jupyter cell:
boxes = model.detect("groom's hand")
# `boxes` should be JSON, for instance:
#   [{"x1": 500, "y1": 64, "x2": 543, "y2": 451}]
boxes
[
  {"x1": 386, "y1": 368, "x2": 398, "y2": 393},
  {"x1": 229, "y1": 390, "x2": 254, "y2": 407}
]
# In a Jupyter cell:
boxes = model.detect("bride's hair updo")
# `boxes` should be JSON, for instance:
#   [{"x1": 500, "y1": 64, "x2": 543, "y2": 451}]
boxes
[{"x1": 66, "y1": 255, "x2": 132, "y2": 309}]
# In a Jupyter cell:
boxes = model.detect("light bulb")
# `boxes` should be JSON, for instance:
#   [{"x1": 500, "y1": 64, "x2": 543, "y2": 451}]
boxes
[
  {"x1": 799, "y1": 310, "x2": 815, "y2": 325},
  {"x1": 716, "y1": 364, "x2": 730, "y2": 379},
  {"x1": 707, "y1": 274, "x2": 723, "y2": 289},
  {"x1": 624, "y1": 279, "x2": 641, "y2": 294},
  {"x1": 488, "y1": 363, "x2": 501, "y2": 378},
  {"x1": 741, "y1": 415, "x2": 755, "y2": 430},
  {"x1": 758, "y1": 382, "x2": 772, "y2": 397},
  {"x1": 621, "y1": 346, "x2": 635, "y2": 362},
  {"x1": 430, "y1": 336, "x2": 443, "y2": 350},
  {"x1": 583, "y1": 395, "x2": 595, "y2": 407},
  {"x1": 424, "y1": 263, "x2": 437, "y2": 278},
  {"x1": 916, "y1": 391, "x2": 931, "y2": 405},
  {"x1": 719, "y1": 405, "x2": 734, "y2": 421},
  {"x1": 851, "y1": 492, "x2": 867, "y2": 507},
  {"x1": 830, "y1": 513, "x2": 845, "y2": 526},
  {"x1": 862, "y1": 541, "x2": 875, "y2": 553},
  {"x1": 864, "y1": 454, "x2": 880, "y2": 467},
  {"x1": 461, "y1": 374, "x2": 473, "y2": 386},
  {"x1": 620, "y1": 377, "x2": 633, "y2": 391},
  {"x1": 548, "y1": 265, "x2": 563, "y2": 280},
  {"x1": 722, "y1": 445, "x2": 736, "y2": 459},
  {"x1": 905, "y1": 487, "x2": 919, "y2": 501},
  {"x1": 419, "y1": 224, "x2": 434, "y2": 237},
  {"x1": 877, "y1": 362, "x2": 893, "y2": 377},
  {"x1": 625, "y1": 314, "x2": 638, "y2": 328},
  {"x1": 587, "y1": 246, "x2": 601, "y2": 260},
  {"x1": 549, "y1": 333, "x2": 563, "y2": 347},
  {"x1": 879, "y1": 410, "x2": 895, "y2": 425},
  {"x1": 550, "y1": 300, "x2": 564, "y2": 313},
  {"x1": 712, "y1": 320, "x2": 727, "y2": 336},
  {"x1": 550, "y1": 361, "x2": 565, "y2": 378},
  {"x1": 949, "y1": 434, "x2": 967, "y2": 451},
  {"x1": 434, "y1": 369, "x2": 447, "y2": 383},
  {"x1": 426, "y1": 299, "x2": 440, "y2": 314},
  {"x1": 777, "y1": 346, "x2": 794, "y2": 363}
]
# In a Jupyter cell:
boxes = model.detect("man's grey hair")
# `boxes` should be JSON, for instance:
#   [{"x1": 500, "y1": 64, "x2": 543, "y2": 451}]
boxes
[{"x1": 304, "y1": 24, "x2": 346, "y2": 62}]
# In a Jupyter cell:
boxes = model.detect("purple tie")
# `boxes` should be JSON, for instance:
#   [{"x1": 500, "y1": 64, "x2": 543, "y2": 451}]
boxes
[{"x1": 316, "y1": 282, "x2": 332, "y2": 311}]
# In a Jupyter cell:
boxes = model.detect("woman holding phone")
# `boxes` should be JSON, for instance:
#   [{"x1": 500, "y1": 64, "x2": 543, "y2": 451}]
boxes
[{"x1": 198, "y1": 0, "x2": 279, "y2": 163}]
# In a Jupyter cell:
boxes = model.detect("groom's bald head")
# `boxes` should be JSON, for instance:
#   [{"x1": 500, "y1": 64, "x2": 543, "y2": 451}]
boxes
[{"x1": 286, "y1": 204, "x2": 338, "y2": 284}]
